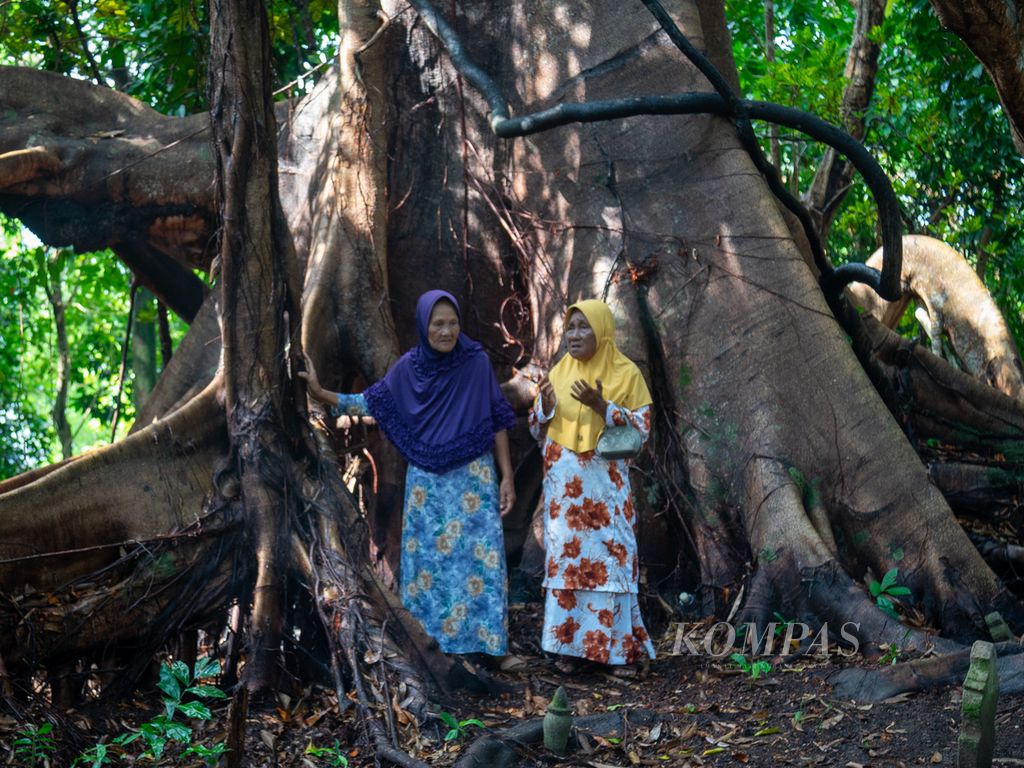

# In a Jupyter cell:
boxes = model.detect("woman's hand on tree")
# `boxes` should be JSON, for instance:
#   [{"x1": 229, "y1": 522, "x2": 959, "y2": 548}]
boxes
[
  {"x1": 571, "y1": 378, "x2": 606, "y2": 417},
  {"x1": 297, "y1": 353, "x2": 332, "y2": 405}
]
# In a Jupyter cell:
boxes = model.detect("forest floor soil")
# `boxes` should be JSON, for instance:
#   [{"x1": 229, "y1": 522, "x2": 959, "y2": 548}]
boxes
[{"x1": 3, "y1": 602, "x2": 1023, "y2": 766}]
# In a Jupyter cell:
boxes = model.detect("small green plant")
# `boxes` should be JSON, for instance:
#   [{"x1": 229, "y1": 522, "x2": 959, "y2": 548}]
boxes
[
  {"x1": 12, "y1": 722, "x2": 56, "y2": 766},
  {"x1": 877, "y1": 643, "x2": 900, "y2": 665},
  {"x1": 104, "y1": 659, "x2": 228, "y2": 765},
  {"x1": 771, "y1": 611, "x2": 794, "y2": 638},
  {"x1": 729, "y1": 653, "x2": 772, "y2": 680},
  {"x1": 877, "y1": 629, "x2": 912, "y2": 666},
  {"x1": 71, "y1": 743, "x2": 114, "y2": 768},
  {"x1": 305, "y1": 740, "x2": 350, "y2": 766},
  {"x1": 438, "y1": 711, "x2": 485, "y2": 742},
  {"x1": 869, "y1": 568, "x2": 912, "y2": 619}
]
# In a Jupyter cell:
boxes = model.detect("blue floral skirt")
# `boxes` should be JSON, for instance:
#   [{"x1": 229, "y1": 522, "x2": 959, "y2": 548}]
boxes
[{"x1": 400, "y1": 454, "x2": 508, "y2": 655}]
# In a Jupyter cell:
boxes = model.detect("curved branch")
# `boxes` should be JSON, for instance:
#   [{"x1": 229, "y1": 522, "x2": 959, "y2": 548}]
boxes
[{"x1": 405, "y1": 0, "x2": 902, "y2": 302}]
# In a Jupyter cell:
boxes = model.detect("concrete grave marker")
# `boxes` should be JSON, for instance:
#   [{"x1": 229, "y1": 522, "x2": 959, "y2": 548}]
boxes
[
  {"x1": 958, "y1": 640, "x2": 998, "y2": 768},
  {"x1": 983, "y1": 611, "x2": 1013, "y2": 643}
]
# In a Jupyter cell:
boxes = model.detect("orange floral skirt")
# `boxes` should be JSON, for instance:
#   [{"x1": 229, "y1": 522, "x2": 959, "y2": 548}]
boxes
[{"x1": 542, "y1": 588, "x2": 655, "y2": 665}]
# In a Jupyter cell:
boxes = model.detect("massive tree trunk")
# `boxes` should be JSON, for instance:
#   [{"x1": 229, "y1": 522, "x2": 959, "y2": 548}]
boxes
[{"x1": 2, "y1": 0, "x2": 1024, "y2": 758}]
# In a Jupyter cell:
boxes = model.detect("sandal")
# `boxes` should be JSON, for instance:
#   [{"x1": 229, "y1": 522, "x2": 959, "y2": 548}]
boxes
[
  {"x1": 499, "y1": 654, "x2": 529, "y2": 672},
  {"x1": 554, "y1": 657, "x2": 583, "y2": 674}
]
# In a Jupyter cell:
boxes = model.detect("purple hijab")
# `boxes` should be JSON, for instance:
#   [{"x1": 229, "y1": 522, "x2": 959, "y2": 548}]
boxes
[{"x1": 364, "y1": 290, "x2": 517, "y2": 473}]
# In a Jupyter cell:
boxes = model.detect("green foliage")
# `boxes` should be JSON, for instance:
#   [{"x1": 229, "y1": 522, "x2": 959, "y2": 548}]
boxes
[
  {"x1": 0, "y1": 219, "x2": 143, "y2": 477},
  {"x1": 729, "y1": 652, "x2": 772, "y2": 680},
  {"x1": 727, "y1": 0, "x2": 1024, "y2": 350},
  {"x1": 305, "y1": 741, "x2": 350, "y2": 767},
  {"x1": 868, "y1": 567, "x2": 912, "y2": 619},
  {"x1": 438, "y1": 711, "x2": 486, "y2": 742},
  {"x1": 71, "y1": 742, "x2": 113, "y2": 768},
  {"x1": 877, "y1": 629, "x2": 913, "y2": 665},
  {"x1": 65, "y1": 657, "x2": 228, "y2": 766},
  {"x1": 0, "y1": 0, "x2": 339, "y2": 114},
  {"x1": 12, "y1": 722, "x2": 56, "y2": 766},
  {"x1": 771, "y1": 611, "x2": 793, "y2": 638}
]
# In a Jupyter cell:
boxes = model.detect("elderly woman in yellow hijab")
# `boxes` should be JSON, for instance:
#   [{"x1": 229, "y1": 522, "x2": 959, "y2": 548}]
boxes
[{"x1": 530, "y1": 299, "x2": 656, "y2": 673}]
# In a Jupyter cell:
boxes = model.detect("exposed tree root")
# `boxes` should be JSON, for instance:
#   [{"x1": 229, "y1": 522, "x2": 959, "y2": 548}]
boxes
[
  {"x1": 969, "y1": 533, "x2": 1024, "y2": 583},
  {"x1": 0, "y1": 517, "x2": 243, "y2": 699},
  {"x1": 929, "y1": 461, "x2": 1024, "y2": 519},
  {"x1": 452, "y1": 708, "x2": 661, "y2": 768},
  {"x1": 831, "y1": 641, "x2": 1024, "y2": 701},
  {"x1": 0, "y1": 455, "x2": 81, "y2": 495},
  {"x1": 845, "y1": 296, "x2": 1024, "y2": 450},
  {"x1": 737, "y1": 457, "x2": 954, "y2": 653},
  {"x1": 0, "y1": 381, "x2": 227, "y2": 592}
]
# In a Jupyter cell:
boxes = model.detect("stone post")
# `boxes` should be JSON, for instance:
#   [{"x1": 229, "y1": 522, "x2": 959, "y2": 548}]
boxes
[
  {"x1": 958, "y1": 640, "x2": 998, "y2": 768},
  {"x1": 544, "y1": 685, "x2": 573, "y2": 755}
]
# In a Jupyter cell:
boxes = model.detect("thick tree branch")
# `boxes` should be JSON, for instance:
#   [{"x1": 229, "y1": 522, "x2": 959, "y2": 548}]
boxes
[
  {"x1": 0, "y1": 146, "x2": 61, "y2": 186},
  {"x1": 0, "y1": 69, "x2": 216, "y2": 268}
]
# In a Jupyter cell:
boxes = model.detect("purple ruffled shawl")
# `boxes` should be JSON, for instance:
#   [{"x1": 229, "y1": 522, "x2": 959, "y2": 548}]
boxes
[{"x1": 364, "y1": 290, "x2": 516, "y2": 473}]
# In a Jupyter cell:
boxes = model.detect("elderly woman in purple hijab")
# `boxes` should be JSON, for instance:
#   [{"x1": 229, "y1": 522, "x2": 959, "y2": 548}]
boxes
[{"x1": 300, "y1": 290, "x2": 517, "y2": 656}]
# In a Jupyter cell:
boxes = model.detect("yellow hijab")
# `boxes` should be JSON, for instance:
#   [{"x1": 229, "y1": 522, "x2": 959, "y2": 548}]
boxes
[{"x1": 547, "y1": 300, "x2": 653, "y2": 452}]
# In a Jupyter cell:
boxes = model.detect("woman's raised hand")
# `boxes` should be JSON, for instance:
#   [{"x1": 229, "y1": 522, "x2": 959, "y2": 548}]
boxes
[{"x1": 570, "y1": 378, "x2": 607, "y2": 417}]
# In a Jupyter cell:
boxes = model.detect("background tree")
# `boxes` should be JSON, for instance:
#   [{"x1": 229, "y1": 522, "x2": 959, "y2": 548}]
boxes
[{"x1": 728, "y1": 0, "x2": 1024, "y2": 342}]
